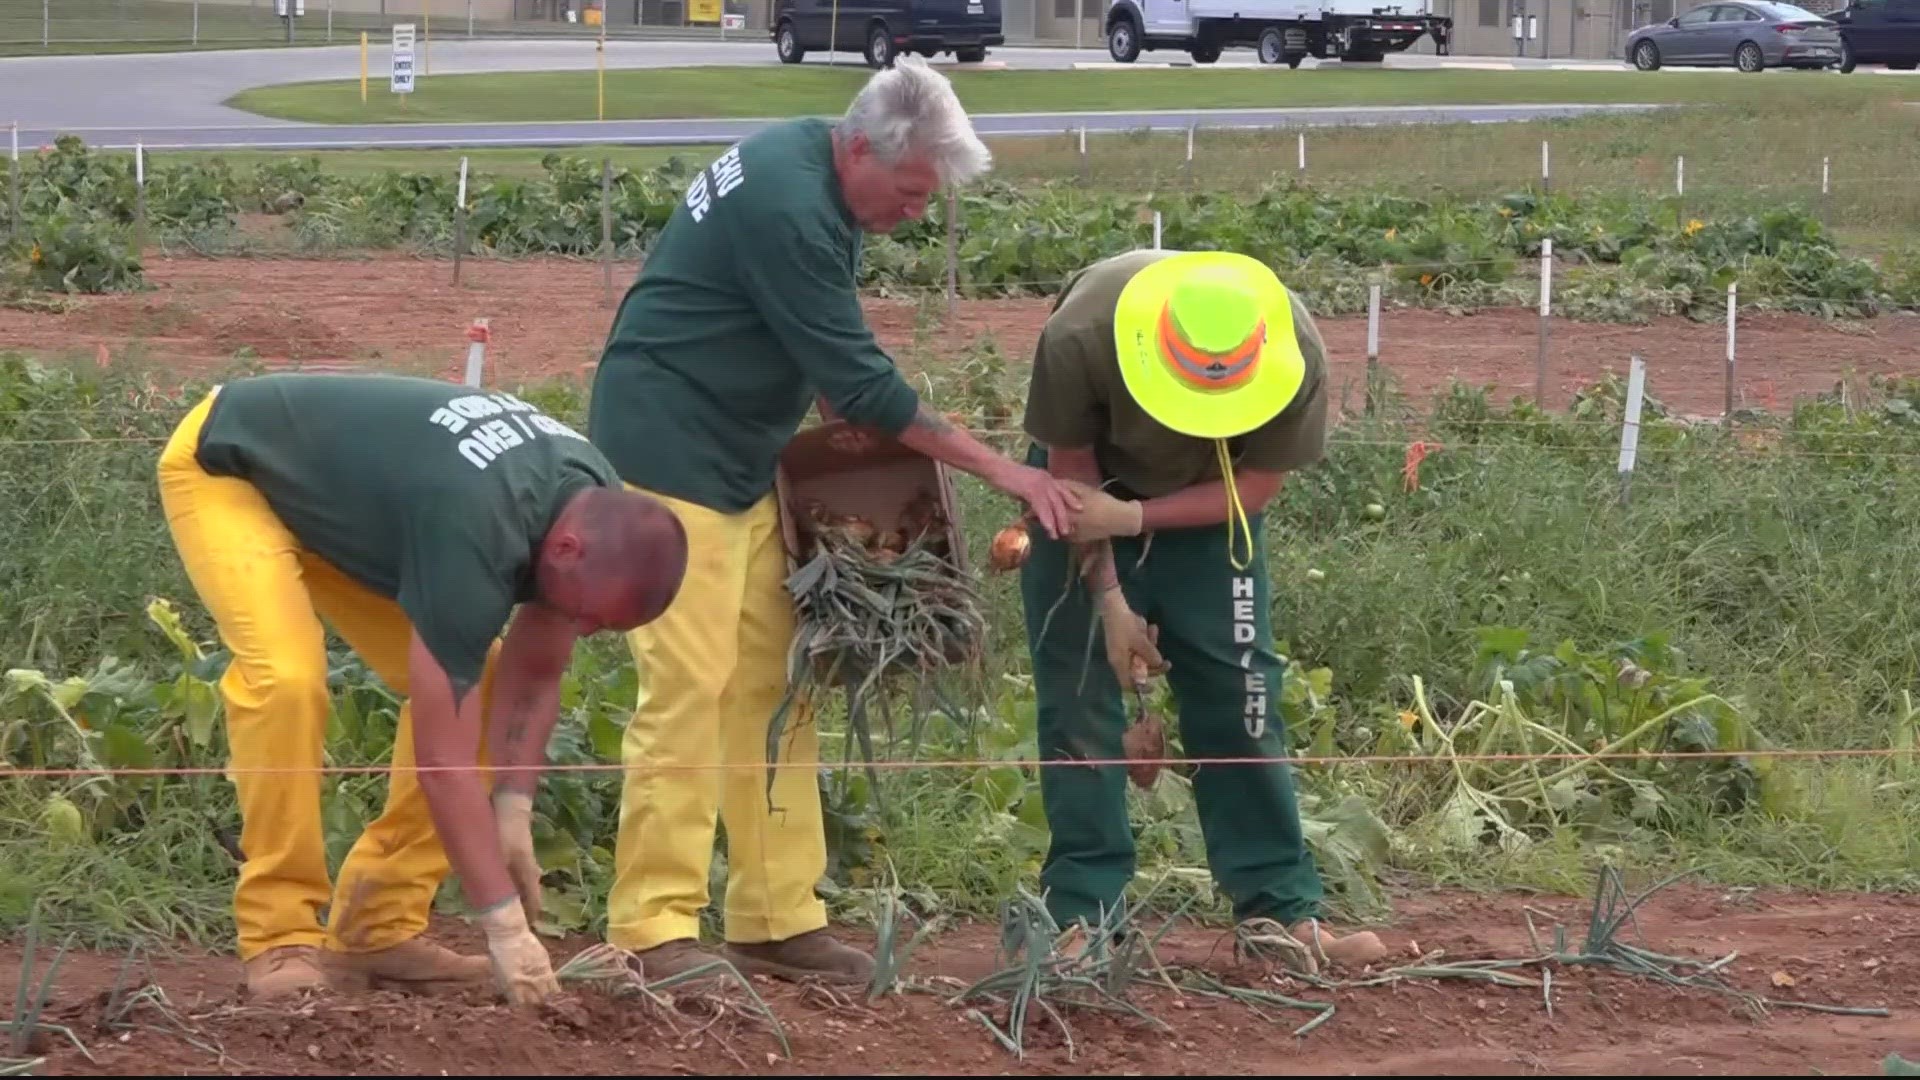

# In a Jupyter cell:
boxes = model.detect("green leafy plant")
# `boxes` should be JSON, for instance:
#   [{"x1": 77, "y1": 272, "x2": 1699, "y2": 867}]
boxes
[
  {"x1": 10, "y1": 210, "x2": 141, "y2": 294},
  {"x1": 7, "y1": 136, "x2": 1917, "y2": 319}
]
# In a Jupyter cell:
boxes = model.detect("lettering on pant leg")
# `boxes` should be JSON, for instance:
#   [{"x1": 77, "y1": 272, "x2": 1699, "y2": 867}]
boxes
[
  {"x1": 1232, "y1": 576, "x2": 1257, "y2": 645},
  {"x1": 1231, "y1": 576, "x2": 1265, "y2": 739},
  {"x1": 1240, "y1": 649, "x2": 1268, "y2": 740}
]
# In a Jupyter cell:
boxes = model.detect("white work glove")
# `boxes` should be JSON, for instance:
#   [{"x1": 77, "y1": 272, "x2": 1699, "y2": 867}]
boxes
[
  {"x1": 476, "y1": 895, "x2": 561, "y2": 1006},
  {"x1": 492, "y1": 790, "x2": 544, "y2": 930}
]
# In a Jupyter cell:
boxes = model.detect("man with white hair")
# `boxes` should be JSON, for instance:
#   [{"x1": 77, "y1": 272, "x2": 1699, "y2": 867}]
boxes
[{"x1": 586, "y1": 58, "x2": 1081, "y2": 984}]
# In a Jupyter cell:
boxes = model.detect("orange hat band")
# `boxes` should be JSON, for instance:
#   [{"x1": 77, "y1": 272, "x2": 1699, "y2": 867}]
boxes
[{"x1": 1157, "y1": 304, "x2": 1262, "y2": 391}]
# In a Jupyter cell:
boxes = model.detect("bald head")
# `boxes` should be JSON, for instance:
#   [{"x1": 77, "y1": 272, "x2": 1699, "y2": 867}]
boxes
[{"x1": 535, "y1": 486, "x2": 688, "y2": 636}]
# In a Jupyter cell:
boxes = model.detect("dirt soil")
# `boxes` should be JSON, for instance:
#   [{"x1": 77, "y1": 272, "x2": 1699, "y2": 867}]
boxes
[
  {"x1": 3, "y1": 883, "x2": 1915, "y2": 1076},
  {"x1": 5, "y1": 255, "x2": 1920, "y2": 415}
]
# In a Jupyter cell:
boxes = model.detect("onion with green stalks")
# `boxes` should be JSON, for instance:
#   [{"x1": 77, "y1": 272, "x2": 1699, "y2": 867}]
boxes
[{"x1": 762, "y1": 491, "x2": 988, "y2": 812}]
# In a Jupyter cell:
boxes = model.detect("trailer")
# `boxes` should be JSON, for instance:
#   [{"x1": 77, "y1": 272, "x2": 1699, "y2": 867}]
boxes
[{"x1": 1102, "y1": 0, "x2": 1452, "y2": 65}]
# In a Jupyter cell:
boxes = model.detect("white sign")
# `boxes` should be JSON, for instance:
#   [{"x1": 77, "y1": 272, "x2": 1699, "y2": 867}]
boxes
[
  {"x1": 274, "y1": 0, "x2": 306, "y2": 15},
  {"x1": 391, "y1": 23, "x2": 417, "y2": 95},
  {"x1": 721, "y1": 12, "x2": 745, "y2": 28}
]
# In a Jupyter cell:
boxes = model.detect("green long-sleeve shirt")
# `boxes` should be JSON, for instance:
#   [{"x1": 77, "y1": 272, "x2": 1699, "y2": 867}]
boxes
[{"x1": 586, "y1": 118, "x2": 921, "y2": 513}]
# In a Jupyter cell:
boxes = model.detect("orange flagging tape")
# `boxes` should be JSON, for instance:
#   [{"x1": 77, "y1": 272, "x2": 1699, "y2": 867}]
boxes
[
  {"x1": 0, "y1": 745, "x2": 1908, "y2": 779},
  {"x1": 1403, "y1": 440, "x2": 1442, "y2": 492}
]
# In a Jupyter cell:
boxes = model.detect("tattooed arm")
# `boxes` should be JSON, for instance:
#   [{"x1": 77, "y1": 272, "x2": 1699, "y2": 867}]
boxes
[
  {"x1": 469, "y1": 602, "x2": 580, "y2": 932},
  {"x1": 484, "y1": 602, "x2": 580, "y2": 799},
  {"x1": 893, "y1": 403, "x2": 1083, "y2": 540},
  {"x1": 409, "y1": 622, "x2": 562, "y2": 1000}
]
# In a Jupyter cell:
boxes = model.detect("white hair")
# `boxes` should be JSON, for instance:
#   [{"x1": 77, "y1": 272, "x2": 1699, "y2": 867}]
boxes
[{"x1": 837, "y1": 56, "x2": 993, "y2": 188}]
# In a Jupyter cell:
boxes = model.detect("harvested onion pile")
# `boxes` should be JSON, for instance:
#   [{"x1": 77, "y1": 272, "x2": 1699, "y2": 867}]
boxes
[{"x1": 765, "y1": 491, "x2": 988, "y2": 802}]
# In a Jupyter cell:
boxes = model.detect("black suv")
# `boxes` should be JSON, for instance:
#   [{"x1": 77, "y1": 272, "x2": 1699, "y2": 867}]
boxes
[
  {"x1": 1827, "y1": 0, "x2": 1920, "y2": 70},
  {"x1": 772, "y1": 0, "x2": 1004, "y2": 68}
]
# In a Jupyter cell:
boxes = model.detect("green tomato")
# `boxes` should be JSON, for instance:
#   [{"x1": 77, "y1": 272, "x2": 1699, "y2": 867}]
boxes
[
  {"x1": 1306, "y1": 568, "x2": 1326, "y2": 583},
  {"x1": 1364, "y1": 503, "x2": 1386, "y2": 520},
  {"x1": 43, "y1": 796, "x2": 87, "y2": 845}
]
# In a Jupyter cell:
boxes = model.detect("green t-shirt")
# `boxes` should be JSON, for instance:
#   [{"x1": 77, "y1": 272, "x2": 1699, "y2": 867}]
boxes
[
  {"x1": 194, "y1": 372, "x2": 618, "y2": 701},
  {"x1": 587, "y1": 117, "x2": 921, "y2": 513},
  {"x1": 1020, "y1": 249, "x2": 1331, "y2": 500}
]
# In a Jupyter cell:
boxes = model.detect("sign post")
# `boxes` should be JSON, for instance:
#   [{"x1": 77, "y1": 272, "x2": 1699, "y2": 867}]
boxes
[
  {"x1": 275, "y1": 0, "x2": 305, "y2": 44},
  {"x1": 391, "y1": 22, "x2": 417, "y2": 103}
]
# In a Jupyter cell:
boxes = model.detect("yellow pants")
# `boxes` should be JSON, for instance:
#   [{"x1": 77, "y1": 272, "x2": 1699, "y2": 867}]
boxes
[
  {"x1": 605, "y1": 487, "x2": 827, "y2": 950},
  {"x1": 157, "y1": 389, "x2": 500, "y2": 961}
]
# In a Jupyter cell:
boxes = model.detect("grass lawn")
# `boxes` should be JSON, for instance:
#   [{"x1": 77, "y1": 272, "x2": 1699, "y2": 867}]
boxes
[{"x1": 224, "y1": 65, "x2": 1920, "y2": 123}]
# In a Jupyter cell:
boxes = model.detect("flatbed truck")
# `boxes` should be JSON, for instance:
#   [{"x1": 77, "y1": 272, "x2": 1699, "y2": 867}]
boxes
[{"x1": 1102, "y1": 0, "x2": 1453, "y2": 66}]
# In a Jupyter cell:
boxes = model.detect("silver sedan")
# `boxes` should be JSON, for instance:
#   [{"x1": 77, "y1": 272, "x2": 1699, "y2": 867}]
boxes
[{"x1": 1627, "y1": 0, "x2": 1845, "y2": 71}]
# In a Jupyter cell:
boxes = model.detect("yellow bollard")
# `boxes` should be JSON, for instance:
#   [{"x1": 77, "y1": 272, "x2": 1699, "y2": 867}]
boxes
[{"x1": 360, "y1": 31, "x2": 368, "y2": 103}]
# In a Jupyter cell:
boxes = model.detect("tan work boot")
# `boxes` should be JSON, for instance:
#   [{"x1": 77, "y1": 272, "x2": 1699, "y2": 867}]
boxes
[
  {"x1": 723, "y1": 929, "x2": 874, "y2": 986},
  {"x1": 243, "y1": 944, "x2": 330, "y2": 1001},
  {"x1": 321, "y1": 936, "x2": 493, "y2": 992},
  {"x1": 627, "y1": 938, "x2": 726, "y2": 985}
]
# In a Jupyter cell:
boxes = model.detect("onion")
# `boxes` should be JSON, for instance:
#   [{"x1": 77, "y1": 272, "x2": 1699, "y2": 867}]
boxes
[
  {"x1": 988, "y1": 521, "x2": 1031, "y2": 571},
  {"x1": 836, "y1": 514, "x2": 878, "y2": 548},
  {"x1": 1122, "y1": 712, "x2": 1166, "y2": 789}
]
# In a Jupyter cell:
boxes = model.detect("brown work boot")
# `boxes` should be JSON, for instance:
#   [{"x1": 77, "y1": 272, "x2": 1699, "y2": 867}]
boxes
[
  {"x1": 243, "y1": 945, "x2": 329, "y2": 1001},
  {"x1": 627, "y1": 938, "x2": 726, "y2": 985},
  {"x1": 321, "y1": 936, "x2": 493, "y2": 992},
  {"x1": 723, "y1": 929, "x2": 874, "y2": 986}
]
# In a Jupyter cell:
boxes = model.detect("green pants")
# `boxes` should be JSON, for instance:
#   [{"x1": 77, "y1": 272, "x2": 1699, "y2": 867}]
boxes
[{"x1": 1017, "y1": 445, "x2": 1325, "y2": 930}]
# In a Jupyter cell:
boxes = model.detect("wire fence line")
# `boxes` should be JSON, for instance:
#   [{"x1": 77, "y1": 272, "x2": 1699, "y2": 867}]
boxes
[
  {"x1": 25, "y1": 408, "x2": 1920, "y2": 444},
  {"x1": 3, "y1": 744, "x2": 1917, "y2": 781},
  {"x1": 9, "y1": 425, "x2": 1920, "y2": 460}
]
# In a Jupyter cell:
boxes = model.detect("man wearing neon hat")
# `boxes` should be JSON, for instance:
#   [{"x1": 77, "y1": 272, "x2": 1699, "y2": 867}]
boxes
[{"x1": 1018, "y1": 247, "x2": 1386, "y2": 971}]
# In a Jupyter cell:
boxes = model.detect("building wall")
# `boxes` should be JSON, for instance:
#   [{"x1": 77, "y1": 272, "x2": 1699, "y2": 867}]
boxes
[
  {"x1": 192, "y1": 0, "x2": 520, "y2": 18},
  {"x1": 190, "y1": 0, "x2": 760, "y2": 28},
  {"x1": 1434, "y1": 0, "x2": 1656, "y2": 60},
  {"x1": 1016, "y1": 0, "x2": 1102, "y2": 48}
]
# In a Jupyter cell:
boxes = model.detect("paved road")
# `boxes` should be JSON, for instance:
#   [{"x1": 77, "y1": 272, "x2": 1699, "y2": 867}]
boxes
[
  {"x1": 16, "y1": 102, "x2": 1662, "y2": 150},
  {"x1": 0, "y1": 37, "x2": 1631, "y2": 130}
]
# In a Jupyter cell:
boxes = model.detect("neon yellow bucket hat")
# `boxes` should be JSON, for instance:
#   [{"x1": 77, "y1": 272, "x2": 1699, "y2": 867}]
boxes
[
  {"x1": 1112, "y1": 250, "x2": 1307, "y2": 569},
  {"x1": 1112, "y1": 250, "x2": 1306, "y2": 440}
]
